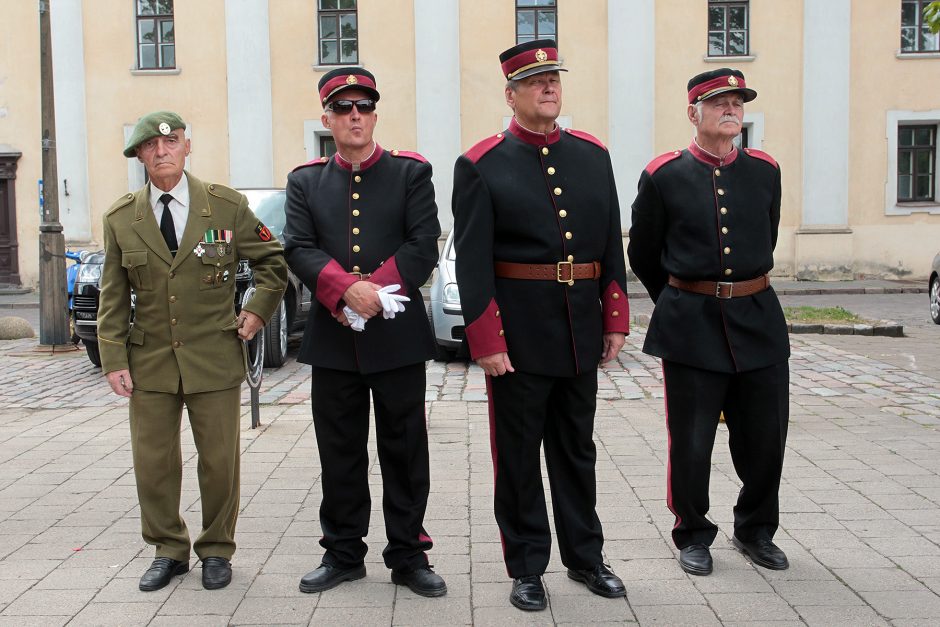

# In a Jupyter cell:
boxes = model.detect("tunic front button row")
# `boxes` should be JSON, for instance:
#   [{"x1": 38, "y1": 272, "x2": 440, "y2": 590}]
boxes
[
  {"x1": 721, "y1": 227, "x2": 729, "y2": 234},
  {"x1": 724, "y1": 269, "x2": 733, "y2": 276},
  {"x1": 559, "y1": 210, "x2": 567, "y2": 218},
  {"x1": 169, "y1": 295, "x2": 177, "y2": 303},
  {"x1": 172, "y1": 341, "x2": 181, "y2": 348},
  {"x1": 547, "y1": 166, "x2": 556, "y2": 175},
  {"x1": 720, "y1": 207, "x2": 728, "y2": 215},
  {"x1": 553, "y1": 187, "x2": 562, "y2": 196},
  {"x1": 565, "y1": 232, "x2": 572, "y2": 240},
  {"x1": 352, "y1": 228, "x2": 360, "y2": 235},
  {"x1": 353, "y1": 245, "x2": 360, "y2": 253},
  {"x1": 354, "y1": 175, "x2": 361, "y2": 183},
  {"x1": 717, "y1": 189, "x2": 725, "y2": 196},
  {"x1": 541, "y1": 147, "x2": 549, "y2": 155},
  {"x1": 352, "y1": 209, "x2": 360, "y2": 217},
  {"x1": 171, "y1": 318, "x2": 177, "y2": 326},
  {"x1": 352, "y1": 193, "x2": 360, "y2": 200},
  {"x1": 724, "y1": 247, "x2": 731, "y2": 254},
  {"x1": 353, "y1": 265, "x2": 360, "y2": 272},
  {"x1": 715, "y1": 169, "x2": 721, "y2": 176}
]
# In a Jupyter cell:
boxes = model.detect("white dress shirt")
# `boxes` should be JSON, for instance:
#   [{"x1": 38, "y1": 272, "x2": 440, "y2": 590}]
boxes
[{"x1": 150, "y1": 174, "x2": 189, "y2": 244}]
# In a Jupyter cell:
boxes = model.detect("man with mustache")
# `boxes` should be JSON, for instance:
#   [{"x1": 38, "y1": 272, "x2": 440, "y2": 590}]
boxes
[
  {"x1": 283, "y1": 67, "x2": 446, "y2": 597},
  {"x1": 453, "y1": 39, "x2": 629, "y2": 611},
  {"x1": 628, "y1": 68, "x2": 790, "y2": 576}
]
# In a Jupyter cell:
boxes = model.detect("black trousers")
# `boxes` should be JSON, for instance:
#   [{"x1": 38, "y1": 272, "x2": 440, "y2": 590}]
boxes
[
  {"x1": 662, "y1": 359, "x2": 789, "y2": 549},
  {"x1": 486, "y1": 369, "x2": 604, "y2": 578},
  {"x1": 311, "y1": 363, "x2": 432, "y2": 571}
]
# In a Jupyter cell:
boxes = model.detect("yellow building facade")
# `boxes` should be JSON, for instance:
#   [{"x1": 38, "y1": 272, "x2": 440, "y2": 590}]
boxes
[{"x1": 1, "y1": 0, "x2": 939, "y2": 286}]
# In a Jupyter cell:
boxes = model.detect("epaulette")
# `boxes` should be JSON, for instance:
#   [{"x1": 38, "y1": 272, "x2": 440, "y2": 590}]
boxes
[
  {"x1": 564, "y1": 128, "x2": 607, "y2": 151},
  {"x1": 644, "y1": 150, "x2": 683, "y2": 175},
  {"x1": 106, "y1": 192, "x2": 136, "y2": 215},
  {"x1": 389, "y1": 149, "x2": 427, "y2": 163},
  {"x1": 206, "y1": 182, "x2": 242, "y2": 203},
  {"x1": 464, "y1": 133, "x2": 506, "y2": 164},
  {"x1": 291, "y1": 156, "x2": 330, "y2": 173},
  {"x1": 743, "y1": 147, "x2": 779, "y2": 169}
]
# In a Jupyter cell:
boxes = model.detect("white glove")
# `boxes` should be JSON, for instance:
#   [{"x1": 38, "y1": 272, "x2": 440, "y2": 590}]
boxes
[
  {"x1": 377, "y1": 284, "x2": 410, "y2": 319},
  {"x1": 342, "y1": 306, "x2": 367, "y2": 332}
]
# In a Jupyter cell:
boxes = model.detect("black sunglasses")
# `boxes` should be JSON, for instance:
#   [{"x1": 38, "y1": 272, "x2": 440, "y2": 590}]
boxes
[{"x1": 326, "y1": 99, "x2": 377, "y2": 114}]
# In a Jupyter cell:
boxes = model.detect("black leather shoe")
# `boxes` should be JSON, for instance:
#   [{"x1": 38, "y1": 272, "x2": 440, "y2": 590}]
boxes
[
  {"x1": 391, "y1": 565, "x2": 447, "y2": 597},
  {"x1": 732, "y1": 535, "x2": 789, "y2": 570},
  {"x1": 567, "y1": 563, "x2": 626, "y2": 598},
  {"x1": 678, "y1": 544, "x2": 713, "y2": 576},
  {"x1": 299, "y1": 563, "x2": 367, "y2": 593},
  {"x1": 201, "y1": 557, "x2": 232, "y2": 590},
  {"x1": 139, "y1": 557, "x2": 189, "y2": 591},
  {"x1": 510, "y1": 575, "x2": 547, "y2": 611}
]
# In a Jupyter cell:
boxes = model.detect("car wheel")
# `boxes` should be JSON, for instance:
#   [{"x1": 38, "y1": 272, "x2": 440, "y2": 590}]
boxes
[
  {"x1": 263, "y1": 298, "x2": 288, "y2": 368},
  {"x1": 930, "y1": 276, "x2": 940, "y2": 325},
  {"x1": 241, "y1": 286, "x2": 265, "y2": 390},
  {"x1": 427, "y1": 304, "x2": 454, "y2": 361},
  {"x1": 83, "y1": 339, "x2": 101, "y2": 367}
]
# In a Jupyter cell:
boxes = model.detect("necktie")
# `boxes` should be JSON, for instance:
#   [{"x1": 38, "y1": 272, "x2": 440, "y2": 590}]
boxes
[{"x1": 159, "y1": 193, "x2": 178, "y2": 256}]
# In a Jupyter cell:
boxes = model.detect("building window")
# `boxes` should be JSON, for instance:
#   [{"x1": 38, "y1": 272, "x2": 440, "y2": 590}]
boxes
[
  {"x1": 516, "y1": 0, "x2": 557, "y2": 45},
  {"x1": 136, "y1": 0, "x2": 175, "y2": 70},
  {"x1": 708, "y1": 1, "x2": 749, "y2": 57},
  {"x1": 319, "y1": 135, "x2": 337, "y2": 158},
  {"x1": 318, "y1": 0, "x2": 358, "y2": 65},
  {"x1": 901, "y1": 0, "x2": 940, "y2": 52},
  {"x1": 732, "y1": 126, "x2": 750, "y2": 149},
  {"x1": 898, "y1": 125, "x2": 936, "y2": 202}
]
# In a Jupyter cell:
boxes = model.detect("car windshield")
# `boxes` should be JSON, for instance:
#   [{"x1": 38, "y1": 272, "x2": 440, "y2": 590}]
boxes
[{"x1": 243, "y1": 190, "x2": 287, "y2": 240}]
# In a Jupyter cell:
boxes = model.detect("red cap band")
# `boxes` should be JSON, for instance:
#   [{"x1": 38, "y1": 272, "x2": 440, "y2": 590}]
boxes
[
  {"x1": 688, "y1": 74, "x2": 748, "y2": 103},
  {"x1": 501, "y1": 46, "x2": 560, "y2": 80},
  {"x1": 319, "y1": 73, "x2": 378, "y2": 104}
]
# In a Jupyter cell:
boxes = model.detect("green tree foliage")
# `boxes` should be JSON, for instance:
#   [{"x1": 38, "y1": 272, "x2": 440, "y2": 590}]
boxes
[{"x1": 927, "y1": 1, "x2": 940, "y2": 34}]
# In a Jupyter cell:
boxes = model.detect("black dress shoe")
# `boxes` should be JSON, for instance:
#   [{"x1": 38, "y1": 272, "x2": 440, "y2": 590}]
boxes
[
  {"x1": 299, "y1": 562, "x2": 367, "y2": 593},
  {"x1": 510, "y1": 575, "x2": 547, "y2": 611},
  {"x1": 139, "y1": 557, "x2": 189, "y2": 591},
  {"x1": 678, "y1": 544, "x2": 713, "y2": 576},
  {"x1": 732, "y1": 535, "x2": 789, "y2": 570},
  {"x1": 391, "y1": 565, "x2": 447, "y2": 597},
  {"x1": 201, "y1": 557, "x2": 232, "y2": 590},
  {"x1": 567, "y1": 563, "x2": 626, "y2": 598}
]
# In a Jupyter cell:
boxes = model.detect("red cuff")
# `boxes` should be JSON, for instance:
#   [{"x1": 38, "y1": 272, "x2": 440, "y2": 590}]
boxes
[
  {"x1": 316, "y1": 259, "x2": 359, "y2": 313},
  {"x1": 602, "y1": 280, "x2": 630, "y2": 333},
  {"x1": 465, "y1": 299, "x2": 507, "y2": 359},
  {"x1": 369, "y1": 256, "x2": 404, "y2": 294}
]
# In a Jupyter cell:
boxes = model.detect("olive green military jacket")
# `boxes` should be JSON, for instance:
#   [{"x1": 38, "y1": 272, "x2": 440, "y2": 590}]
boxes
[{"x1": 97, "y1": 172, "x2": 287, "y2": 394}]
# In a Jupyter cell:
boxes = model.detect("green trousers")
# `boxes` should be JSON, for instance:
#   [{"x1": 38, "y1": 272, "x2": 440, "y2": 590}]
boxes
[{"x1": 129, "y1": 384, "x2": 241, "y2": 562}]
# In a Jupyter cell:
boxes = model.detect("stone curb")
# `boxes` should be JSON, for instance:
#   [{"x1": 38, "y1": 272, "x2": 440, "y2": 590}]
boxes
[{"x1": 631, "y1": 315, "x2": 904, "y2": 337}]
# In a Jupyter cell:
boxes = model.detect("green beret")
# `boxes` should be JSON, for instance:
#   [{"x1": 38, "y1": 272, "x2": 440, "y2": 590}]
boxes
[{"x1": 123, "y1": 111, "x2": 186, "y2": 157}]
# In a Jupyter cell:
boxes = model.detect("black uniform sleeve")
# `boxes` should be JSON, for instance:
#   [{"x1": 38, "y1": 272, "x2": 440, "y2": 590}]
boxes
[{"x1": 628, "y1": 170, "x2": 669, "y2": 302}]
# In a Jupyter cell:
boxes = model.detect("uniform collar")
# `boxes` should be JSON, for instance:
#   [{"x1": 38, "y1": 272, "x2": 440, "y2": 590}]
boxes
[
  {"x1": 688, "y1": 138, "x2": 738, "y2": 167},
  {"x1": 334, "y1": 142, "x2": 384, "y2": 172},
  {"x1": 149, "y1": 173, "x2": 189, "y2": 210},
  {"x1": 508, "y1": 117, "x2": 561, "y2": 146}
]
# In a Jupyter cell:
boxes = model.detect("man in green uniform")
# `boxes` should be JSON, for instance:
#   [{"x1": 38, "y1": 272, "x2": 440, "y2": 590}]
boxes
[{"x1": 97, "y1": 111, "x2": 287, "y2": 592}]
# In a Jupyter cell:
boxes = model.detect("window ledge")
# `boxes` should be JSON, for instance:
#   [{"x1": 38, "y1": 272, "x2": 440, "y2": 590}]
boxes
[
  {"x1": 311, "y1": 63, "x2": 366, "y2": 72},
  {"x1": 130, "y1": 68, "x2": 182, "y2": 76},
  {"x1": 896, "y1": 51, "x2": 940, "y2": 59},
  {"x1": 703, "y1": 55, "x2": 756, "y2": 63},
  {"x1": 888, "y1": 202, "x2": 940, "y2": 215}
]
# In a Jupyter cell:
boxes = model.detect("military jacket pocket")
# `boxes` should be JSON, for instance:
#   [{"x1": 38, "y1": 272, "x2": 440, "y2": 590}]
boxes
[
  {"x1": 199, "y1": 251, "x2": 236, "y2": 290},
  {"x1": 121, "y1": 250, "x2": 152, "y2": 291},
  {"x1": 128, "y1": 326, "x2": 145, "y2": 346}
]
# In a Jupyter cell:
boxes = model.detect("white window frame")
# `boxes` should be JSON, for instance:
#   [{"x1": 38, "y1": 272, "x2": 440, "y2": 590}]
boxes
[
  {"x1": 885, "y1": 110, "x2": 940, "y2": 215},
  {"x1": 303, "y1": 119, "x2": 335, "y2": 162}
]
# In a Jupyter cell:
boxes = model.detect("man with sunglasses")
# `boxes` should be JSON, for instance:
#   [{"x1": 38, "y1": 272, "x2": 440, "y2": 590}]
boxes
[
  {"x1": 283, "y1": 67, "x2": 445, "y2": 597},
  {"x1": 452, "y1": 40, "x2": 629, "y2": 611},
  {"x1": 628, "y1": 68, "x2": 790, "y2": 577}
]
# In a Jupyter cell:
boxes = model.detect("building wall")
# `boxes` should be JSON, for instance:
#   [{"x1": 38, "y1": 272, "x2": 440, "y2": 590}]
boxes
[{"x1": 3, "y1": 0, "x2": 940, "y2": 285}]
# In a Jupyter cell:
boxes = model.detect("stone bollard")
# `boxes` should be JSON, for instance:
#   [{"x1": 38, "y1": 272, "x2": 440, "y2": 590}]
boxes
[{"x1": 0, "y1": 316, "x2": 36, "y2": 340}]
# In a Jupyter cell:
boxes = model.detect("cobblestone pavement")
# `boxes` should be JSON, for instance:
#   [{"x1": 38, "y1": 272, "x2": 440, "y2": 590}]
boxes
[{"x1": 1, "y1": 293, "x2": 940, "y2": 624}]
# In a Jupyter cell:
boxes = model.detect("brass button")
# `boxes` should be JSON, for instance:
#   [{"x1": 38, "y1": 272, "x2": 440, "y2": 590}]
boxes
[
  {"x1": 208, "y1": 185, "x2": 215, "y2": 190},
  {"x1": 172, "y1": 340, "x2": 181, "y2": 348},
  {"x1": 673, "y1": 150, "x2": 680, "y2": 155},
  {"x1": 352, "y1": 209, "x2": 360, "y2": 216},
  {"x1": 168, "y1": 271, "x2": 175, "y2": 279},
  {"x1": 559, "y1": 209, "x2": 567, "y2": 218},
  {"x1": 612, "y1": 311, "x2": 620, "y2": 317},
  {"x1": 496, "y1": 133, "x2": 503, "y2": 138},
  {"x1": 354, "y1": 175, "x2": 361, "y2": 183},
  {"x1": 352, "y1": 227, "x2": 360, "y2": 235},
  {"x1": 565, "y1": 232, "x2": 573, "y2": 240},
  {"x1": 721, "y1": 227, "x2": 729, "y2": 234},
  {"x1": 171, "y1": 318, "x2": 177, "y2": 325},
  {"x1": 724, "y1": 247, "x2": 731, "y2": 254},
  {"x1": 567, "y1": 255, "x2": 574, "y2": 262},
  {"x1": 715, "y1": 169, "x2": 721, "y2": 176},
  {"x1": 498, "y1": 329, "x2": 505, "y2": 336},
  {"x1": 353, "y1": 245, "x2": 361, "y2": 253},
  {"x1": 547, "y1": 166, "x2": 556, "y2": 175},
  {"x1": 553, "y1": 187, "x2": 562, "y2": 196},
  {"x1": 612, "y1": 293, "x2": 620, "y2": 300},
  {"x1": 352, "y1": 265, "x2": 360, "y2": 272},
  {"x1": 495, "y1": 310, "x2": 500, "y2": 317},
  {"x1": 541, "y1": 147, "x2": 549, "y2": 155},
  {"x1": 717, "y1": 189, "x2": 725, "y2": 196},
  {"x1": 724, "y1": 268, "x2": 733, "y2": 276},
  {"x1": 720, "y1": 207, "x2": 728, "y2": 215},
  {"x1": 352, "y1": 192, "x2": 360, "y2": 200},
  {"x1": 392, "y1": 149, "x2": 399, "y2": 156},
  {"x1": 169, "y1": 295, "x2": 177, "y2": 303}
]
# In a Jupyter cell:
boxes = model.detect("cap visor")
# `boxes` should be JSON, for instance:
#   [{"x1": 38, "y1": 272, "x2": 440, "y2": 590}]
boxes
[
  {"x1": 323, "y1": 85, "x2": 381, "y2": 105},
  {"x1": 700, "y1": 86, "x2": 757, "y2": 103},
  {"x1": 510, "y1": 65, "x2": 567, "y2": 81}
]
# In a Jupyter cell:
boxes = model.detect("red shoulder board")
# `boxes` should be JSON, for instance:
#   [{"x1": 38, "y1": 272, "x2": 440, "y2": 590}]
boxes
[
  {"x1": 389, "y1": 149, "x2": 427, "y2": 163},
  {"x1": 645, "y1": 150, "x2": 683, "y2": 175},
  {"x1": 291, "y1": 156, "x2": 330, "y2": 173},
  {"x1": 743, "y1": 147, "x2": 779, "y2": 169},
  {"x1": 464, "y1": 133, "x2": 506, "y2": 164},
  {"x1": 564, "y1": 128, "x2": 607, "y2": 151}
]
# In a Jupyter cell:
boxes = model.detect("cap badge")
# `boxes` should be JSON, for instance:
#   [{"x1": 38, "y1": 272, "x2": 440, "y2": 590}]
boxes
[
  {"x1": 535, "y1": 49, "x2": 548, "y2": 62},
  {"x1": 346, "y1": 74, "x2": 358, "y2": 85},
  {"x1": 158, "y1": 122, "x2": 171, "y2": 135},
  {"x1": 727, "y1": 76, "x2": 739, "y2": 87}
]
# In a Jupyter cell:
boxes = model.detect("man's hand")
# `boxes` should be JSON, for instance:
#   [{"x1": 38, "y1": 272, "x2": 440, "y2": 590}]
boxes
[
  {"x1": 477, "y1": 352, "x2": 515, "y2": 376},
  {"x1": 601, "y1": 332, "x2": 626, "y2": 364},
  {"x1": 343, "y1": 281, "x2": 383, "y2": 319},
  {"x1": 106, "y1": 369, "x2": 134, "y2": 398},
  {"x1": 237, "y1": 311, "x2": 265, "y2": 340}
]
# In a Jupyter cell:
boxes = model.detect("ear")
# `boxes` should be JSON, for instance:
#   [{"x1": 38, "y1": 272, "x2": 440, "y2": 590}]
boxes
[
  {"x1": 321, "y1": 112, "x2": 331, "y2": 129},
  {"x1": 505, "y1": 85, "x2": 515, "y2": 110},
  {"x1": 183, "y1": 138, "x2": 191, "y2": 156},
  {"x1": 687, "y1": 104, "x2": 698, "y2": 126}
]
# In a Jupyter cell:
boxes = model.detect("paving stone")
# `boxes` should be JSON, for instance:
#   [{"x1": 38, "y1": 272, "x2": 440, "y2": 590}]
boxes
[
  {"x1": 229, "y1": 596, "x2": 317, "y2": 625},
  {"x1": 631, "y1": 604, "x2": 721, "y2": 626},
  {"x1": 857, "y1": 589, "x2": 940, "y2": 619},
  {"x1": 66, "y1": 602, "x2": 160, "y2": 626}
]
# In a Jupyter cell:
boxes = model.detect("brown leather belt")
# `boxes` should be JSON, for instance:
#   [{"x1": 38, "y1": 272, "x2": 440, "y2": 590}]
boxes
[
  {"x1": 668, "y1": 274, "x2": 770, "y2": 299},
  {"x1": 349, "y1": 271, "x2": 372, "y2": 279},
  {"x1": 494, "y1": 261, "x2": 602, "y2": 283}
]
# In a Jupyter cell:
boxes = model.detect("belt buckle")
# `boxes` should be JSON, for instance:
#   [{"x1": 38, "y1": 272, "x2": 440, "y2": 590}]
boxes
[
  {"x1": 556, "y1": 261, "x2": 574, "y2": 283},
  {"x1": 351, "y1": 272, "x2": 363, "y2": 279},
  {"x1": 716, "y1": 281, "x2": 733, "y2": 299}
]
